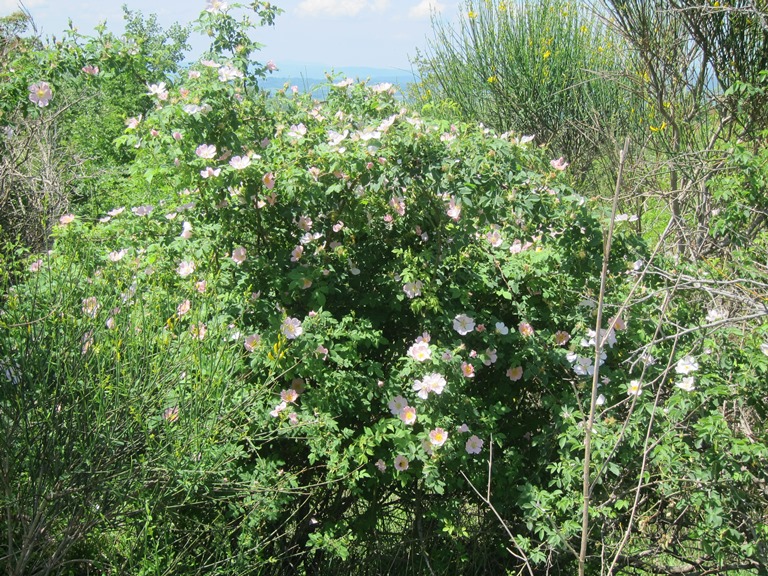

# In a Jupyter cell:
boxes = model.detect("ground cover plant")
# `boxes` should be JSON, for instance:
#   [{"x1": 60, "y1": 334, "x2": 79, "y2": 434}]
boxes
[{"x1": 1, "y1": 1, "x2": 768, "y2": 575}]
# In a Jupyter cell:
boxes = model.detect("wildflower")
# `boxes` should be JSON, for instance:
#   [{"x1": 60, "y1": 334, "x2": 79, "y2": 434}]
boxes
[
  {"x1": 676, "y1": 376, "x2": 696, "y2": 392},
  {"x1": 483, "y1": 348, "x2": 497, "y2": 366},
  {"x1": 196, "y1": 280, "x2": 207, "y2": 293},
  {"x1": 518, "y1": 322, "x2": 534, "y2": 337},
  {"x1": 146, "y1": 82, "x2": 168, "y2": 100},
  {"x1": 281, "y1": 317, "x2": 303, "y2": 339},
  {"x1": 108, "y1": 206, "x2": 125, "y2": 217},
  {"x1": 200, "y1": 167, "x2": 221, "y2": 179},
  {"x1": 429, "y1": 427, "x2": 448, "y2": 448},
  {"x1": 407, "y1": 341, "x2": 431, "y2": 362},
  {"x1": 280, "y1": 389, "x2": 299, "y2": 403},
  {"x1": 163, "y1": 406, "x2": 179, "y2": 422},
  {"x1": 465, "y1": 435, "x2": 483, "y2": 454},
  {"x1": 231, "y1": 246, "x2": 246, "y2": 265},
  {"x1": 332, "y1": 220, "x2": 344, "y2": 232},
  {"x1": 327, "y1": 129, "x2": 348, "y2": 147},
  {"x1": 413, "y1": 373, "x2": 447, "y2": 399},
  {"x1": 59, "y1": 213, "x2": 75, "y2": 225},
  {"x1": 29, "y1": 259, "x2": 43, "y2": 272},
  {"x1": 270, "y1": 401, "x2": 287, "y2": 417},
  {"x1": 403, "y1": 281, "x2": 423, "y2": 299},
  {"x1": 371, "y1": 82, "x2": 393, "y2": 93},
  {"x1": 81, "y1": 64, "x2": 99, "y2": 75},
  {"x1": 218, "y1": 64, "x2": 243, "y2": 81},
  {"x1": 495, "y1": 322, "x2": 509, "y2": 335},
  {"x1": 675, "y1": 355, "x2": 699, "y2": 375},
  {"x1": 205, "y1": 0, "x2": 229, "y2": 13},
  {"x1": 287, "y1": 123, "x2": 307, "y2": 139},
  {"x1": 400, "y1": 406, "x2": 417, "y2": 425},
  {"x1": 446, "y1": 197, "x2": 461, "y2": 221},
  {"x1": 244, "y1": 334, "x2": 261, "y2": 352},
  {"x1": 307, "y1": 166, "x2": 320, "y2": 181},
  {"x1": 582, "y1": 327, "x2": 616, "y2": 348},
  {"x1": 628, "y1": 380, "x2": 642, "y2": 396},
  {"x1": 28, "y1": 81, "x2": 52, "y2": 107},
  {"x1": 195, "y1": 144, "x2": 217, "y2": 159},
  {"x1": 290, "y1": 245, "x2": 303, "y2": 262},
  {"x1": 297, "y1": 215, "x2": 313, "y2": 232},
  {"x1": 569, "y1": 354, "x2": 593, "y2": 376},
  {"x1": 229, "y1": 155, "x2": 251, "y2": 169},
  {"x1": 375, "y1": 459, "x2": 386, "y2": 472},
  {"x1": 266, "y1": 60, "x2": 277, "y2": 71},
  {"x1": 506, "y1": 366, "x2": 523, "y2": 381},
  {"x1": 389, "y1": 196, "x2": 406, "y2": 216},
  {"x1": 177, "y1": 299, "x2": 191, "y2": 316},
  {"x1": 262, "y1": 172, "x2": 276, "y2": 189},
  {"x1": 461, "y1": 362, "x2": 475, "y2": 378},
  {"x1": 131, "y1": 205, "x2": 154, "y2": 216},
  {"x1": 705, "y1": 308, "x2": 728, "y2": 323},
  {"x1": 82, "y1": 297, "x2": 100, "y2": 318},
  {"x1": 550, "y1": 157, "x2": 569, "y2": 171},
  {"x1": 177, "y1": 260, "x2": 196, "y2": 277},
  {"x1": 554, "y1": 330, "x2": 571, "y2": 346},
  {"x1": 388, "y1": 395, "x2": 408, "y2": 416},
  {"x1": 108, "y1": 249, "x2": 127, "y2": 262},
  {"x1": 453, "y1": 314, "x2": 475, "y2": 335},
  {"x1": 180, "y1": 221, "x2": 193, "y2": 239},
  {"x1": 609, "y1": 317, "x2": 627, "y2": 333},
  {"x1": 596, "y1": 394, "x2": 606, "y2": 406},
  {"x1": 81, "y1": 330, "x2": 94, "y2": 354},
  {"x1": 394, "y1": 455, "x2": 409, "y2": 471},
  {"x1": 106, "y1": 317, "x2": 116, "y2": 329},
  {"x1": 190, "y1": 322, "x2": 207, "y2": 340},
  {"x1": 485, "y1": 225, "x2": 503, "y2": 247},
  {"x1": 334, "y1": 77, "x2": 354, "y2": 88}
]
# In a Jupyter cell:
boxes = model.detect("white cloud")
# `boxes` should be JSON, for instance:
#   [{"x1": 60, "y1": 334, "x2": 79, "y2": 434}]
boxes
[
  {"x1": 297, "y1": 0, "x2": 390, "y2": 17},
  {"x1": 408, "y1": 0, "x2": 445, "y2": 19}
]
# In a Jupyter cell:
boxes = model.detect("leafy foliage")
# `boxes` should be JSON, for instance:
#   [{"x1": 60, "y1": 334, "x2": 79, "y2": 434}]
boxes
[
  {"x1": 1, "y1": 2, "x2": 767, "y2": 575},
  {"x1": 413, "y1": 0, "x2": 638, "y2": 177}
]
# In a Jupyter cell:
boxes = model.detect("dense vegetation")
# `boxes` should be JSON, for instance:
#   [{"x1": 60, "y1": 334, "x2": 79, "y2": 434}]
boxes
[{"x1": 1, "y1": 1, "x2": 767, "y2": 575}]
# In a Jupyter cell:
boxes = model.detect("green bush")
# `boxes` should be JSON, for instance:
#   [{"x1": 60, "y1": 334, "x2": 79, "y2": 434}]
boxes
[
  {"x1": 2, "y1": 2, "x2": 767, "y2": 575},
  {"x1": 413, "y1": 0, "x2": 639, "y2": 178}
]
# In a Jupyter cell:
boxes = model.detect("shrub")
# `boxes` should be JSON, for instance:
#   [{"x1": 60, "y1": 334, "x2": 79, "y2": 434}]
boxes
[
  {"x1": 413, "y1": 0, "x2": 638, "y2": 178},
  {"x1": 2, "y1": 2, "x2": 768, "y2": 575}
]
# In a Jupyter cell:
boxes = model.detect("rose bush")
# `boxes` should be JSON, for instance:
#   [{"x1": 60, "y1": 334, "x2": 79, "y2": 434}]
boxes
[{"x1": 2, "y1": 2, "x2": 767, "y2": 575}]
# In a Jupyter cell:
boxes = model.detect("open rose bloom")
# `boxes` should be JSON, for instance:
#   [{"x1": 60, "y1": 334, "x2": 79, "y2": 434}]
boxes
[{"x1": 28, "y1": 82, "x2": 52, "y2": 107}]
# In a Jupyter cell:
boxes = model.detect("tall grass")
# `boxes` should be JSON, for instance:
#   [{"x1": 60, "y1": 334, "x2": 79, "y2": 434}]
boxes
[{"x1": 414, "y1": 0, "x2": 641, "y2": 176}]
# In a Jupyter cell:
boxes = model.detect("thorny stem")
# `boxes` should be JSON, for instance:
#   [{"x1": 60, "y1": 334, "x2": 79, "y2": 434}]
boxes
[{"x1": 578, "y1": 137, "x2": 630, "y2": 576}]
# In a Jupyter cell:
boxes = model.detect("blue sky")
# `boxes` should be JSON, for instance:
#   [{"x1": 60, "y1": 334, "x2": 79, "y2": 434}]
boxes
[{"x1": 2, "y1": 0, "x2": 462, "y2": 72}]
